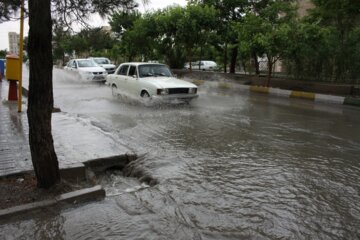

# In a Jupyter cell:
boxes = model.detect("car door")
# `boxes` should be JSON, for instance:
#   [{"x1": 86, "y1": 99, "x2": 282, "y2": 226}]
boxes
[
  {"x1": 126, "y1": 65, "x2": 140, "y2": 95},
  {"x1": 71, "y1": 60, "x2": 78, "y2": 72},
  {"x1": 65, "y1": 60, "x2": 74, "y2": 71},
  {"x1": 112, "y1": 64, "x2": 129, "y2": 92}
]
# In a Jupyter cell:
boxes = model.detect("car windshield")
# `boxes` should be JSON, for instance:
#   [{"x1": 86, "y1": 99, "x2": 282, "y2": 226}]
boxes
[
  {"x1": 138, "y1": 64, "x2": 172, "y2": 78},
  {"x1": 93, "y1": 58, "x2": 110, "y2": 64},
  {"x1": 77, "y1": 60, "x2": 97, "y2": 68}
]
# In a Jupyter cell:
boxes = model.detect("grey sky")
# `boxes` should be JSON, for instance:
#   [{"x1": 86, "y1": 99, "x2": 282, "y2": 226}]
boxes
[{"x1": 0, "y1": 0, "x2": 187, "y2": 51}]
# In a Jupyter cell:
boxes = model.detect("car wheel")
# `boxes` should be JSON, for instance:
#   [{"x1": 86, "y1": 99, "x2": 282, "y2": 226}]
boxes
[
  {"x1": 111, "y1": 84, "x2": 118, "y2": 97},
  {"x1": 141, "y1": 91, "x2": 150, "y2": 98}
]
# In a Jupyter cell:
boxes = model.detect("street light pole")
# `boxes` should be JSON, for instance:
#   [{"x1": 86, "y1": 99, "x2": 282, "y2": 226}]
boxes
[{"x1": 18, "y1": 0, "x2": 24, "y2": 112}]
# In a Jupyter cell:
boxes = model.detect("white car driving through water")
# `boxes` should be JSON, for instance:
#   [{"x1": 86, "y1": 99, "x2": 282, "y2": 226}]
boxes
[
  {"x1": 106, "y1": 62, "x2": 198, "y2": 103},
  {"x1": 88, "y1": 57, "x2": 116, "y2": 74},
  {"x1": 64, "y1": 58, "x2": 108, "y2": 81}
]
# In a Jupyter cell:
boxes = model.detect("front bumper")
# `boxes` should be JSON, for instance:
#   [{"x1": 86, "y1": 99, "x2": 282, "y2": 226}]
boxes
[
  {"x1": 152, "y1": 93, "x2": 199, "y2": 103},
  {"x1": 83, "y1": 75, "x2": 107, "y2": 81},
  {"x1": 105, "y1": 69, "x2": 115, "y2": 74}
]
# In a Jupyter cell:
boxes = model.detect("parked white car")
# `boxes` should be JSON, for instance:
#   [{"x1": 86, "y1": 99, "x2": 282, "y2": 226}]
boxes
[
  {"x1": 89, "y1": 57, "x2": 116, "y2": 74},
  {"x1": 185, "y1": 60, "x2": 217, "y2": 71},
  {"x1": 106, "y1": 62, "x2": 198, "y2": 103},
  {"x1": 64, "y1": 59, "x2": 107, "y2": 81}
]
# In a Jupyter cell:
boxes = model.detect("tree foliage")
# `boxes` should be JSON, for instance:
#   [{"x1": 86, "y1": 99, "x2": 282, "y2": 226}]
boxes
[
  {"x1": 285, "y1": 0, "x2": 360, "y2": 83},
  {"x1": 108, "y1": 4, "x2": 217, "y2": 68},
  {"x1": 0, "y1": 49, "x2": 7, "y2": 58},
  {"x1": 189, "y1": 0, "x2": 249, "y2": 73},
  {"x1": 236, "y1": 0, "x2": 296, "y2": 85}
]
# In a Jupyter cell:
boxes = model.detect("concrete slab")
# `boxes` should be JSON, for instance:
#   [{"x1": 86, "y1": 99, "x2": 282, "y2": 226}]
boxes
[{"x1": 0, "y1": 185, "x2": 105, "y2": 219}]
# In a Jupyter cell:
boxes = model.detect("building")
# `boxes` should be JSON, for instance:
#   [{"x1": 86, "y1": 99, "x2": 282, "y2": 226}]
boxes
[
  {"x1": 297, "y1": 0, "x2": 314, "y2": 18},
  {"x1": 8, "y1": 32, "x2": 20, "y2": 55}
]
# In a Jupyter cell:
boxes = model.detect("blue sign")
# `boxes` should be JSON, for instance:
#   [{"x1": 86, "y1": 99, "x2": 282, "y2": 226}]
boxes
[{"x1": 0, "y1": 59, "x2": 4, "y2": 78}]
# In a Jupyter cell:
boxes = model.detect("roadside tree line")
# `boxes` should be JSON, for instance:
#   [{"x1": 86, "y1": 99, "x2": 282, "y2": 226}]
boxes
[{"x1": 54, "y1": 0, "x2": 360, "y2": 85}]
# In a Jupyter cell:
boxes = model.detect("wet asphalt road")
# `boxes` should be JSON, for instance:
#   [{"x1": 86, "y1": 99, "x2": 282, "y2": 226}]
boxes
[{"x1": 1, "y1": 69, "x2": 360, "y2": 239}]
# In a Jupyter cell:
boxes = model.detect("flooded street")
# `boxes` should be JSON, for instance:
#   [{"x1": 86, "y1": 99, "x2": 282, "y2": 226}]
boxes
[{"x1": 1, "y1": 69, "x2": 360, "y2": 239}]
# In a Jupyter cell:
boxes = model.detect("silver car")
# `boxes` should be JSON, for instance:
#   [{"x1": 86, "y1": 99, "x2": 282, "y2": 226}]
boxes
[{"x1": 64, "y1": 59, "x2": 108, "y2": 81}]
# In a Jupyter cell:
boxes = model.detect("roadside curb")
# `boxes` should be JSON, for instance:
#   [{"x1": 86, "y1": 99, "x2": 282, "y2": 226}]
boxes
[
  {"x1": 344, "y1": 96, "x2": 360, "y2": 106},
  {"x1": 0, "y1": 154, "x2": 137, "y2": 219},
  {"x1": 0, "y1": 185, "x2": 105, "y2": 219},
  {"x1": 195, "y1": 80, "x2": 354, "y2": 106}
]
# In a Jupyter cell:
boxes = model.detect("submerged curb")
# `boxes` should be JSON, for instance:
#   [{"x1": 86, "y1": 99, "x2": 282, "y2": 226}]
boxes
[
  {"x1": 199, "y1": 80, "x2": 357, "y2": 107},
  {"x1": 344, "y1": 97, "x2": 360, "y2": 106},
  {"x1": 0, "y1": 185, "x2": 105, "y2": 219}
]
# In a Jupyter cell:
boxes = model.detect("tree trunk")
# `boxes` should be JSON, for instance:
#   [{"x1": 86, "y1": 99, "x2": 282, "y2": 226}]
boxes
[
  {"x1": 252, "y1": 51, "x2": 260, "y2": 75},
  {"x1": 266, "y1": 56, "x2": 273, "y2": 87},
  {"x1": 229, "y1": 45, "x2": 238, "y2": 74},
  {"x1": 28, "y1": 0, "x2": 60, "y2": 188},
  {"x1": 188, "y1": 48, "x2": 193, "y2": 71},
  {"x1": 223, "y1": 43, "x2": 227, "y2": 73}
]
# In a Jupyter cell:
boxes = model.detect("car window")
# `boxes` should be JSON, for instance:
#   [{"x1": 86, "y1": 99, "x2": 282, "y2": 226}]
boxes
[
  {"x1": 94, "y1": 58, "x2": 110, "y2": 64},
  {"x1": 138, "y1": 64, "x2": 172, "y2": 78},
  {"x1": 128, "y1": 65, "x2": 137, "y2": 77},
  {"x1": 118, "y1": 65, "x2": 129, "y2": 75},
  {"x1": 77, "y1": 60, "x2": 97, "y2": 68}
]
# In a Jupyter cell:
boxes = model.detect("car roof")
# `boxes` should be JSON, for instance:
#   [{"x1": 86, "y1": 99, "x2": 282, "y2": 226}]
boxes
[
  {"x1": 72, "y1": 58, "x2": 92, "y2": 61},
  {"x1": 120, "y1": 62, "x2": 165, "y2": 66},
  {"x1": 89, "y1": 57, "x2": 108, "y2": 59}
]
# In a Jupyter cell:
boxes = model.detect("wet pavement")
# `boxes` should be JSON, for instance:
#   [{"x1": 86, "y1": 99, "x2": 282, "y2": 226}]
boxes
[
  {"x1": 0, "y1": 71, "x2": 130, "y2": 177},
  {"x1": 0, "y1": 81, "x2": 32, "y2": 176},
  {"x1": 1, "y1": 68, "x2": 360, "y2": 239}
]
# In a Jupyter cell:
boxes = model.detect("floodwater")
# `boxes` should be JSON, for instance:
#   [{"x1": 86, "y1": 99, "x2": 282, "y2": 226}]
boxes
[{"x1": 1, "y1": 69, "x2": 360, "y2": 239}]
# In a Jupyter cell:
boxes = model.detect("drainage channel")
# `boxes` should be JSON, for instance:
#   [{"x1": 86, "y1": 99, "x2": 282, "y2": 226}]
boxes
[{"x1": 0, "y1": 154, "x2": 158, "y2": 220}]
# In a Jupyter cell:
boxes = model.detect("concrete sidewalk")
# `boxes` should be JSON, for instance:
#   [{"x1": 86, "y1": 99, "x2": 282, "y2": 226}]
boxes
[
  {"x1": 0, "y1": 80, "x2": 131, "y2": 178},
  {"x1": 0, "y1": 81, "x2": 32, "y2": 177}
]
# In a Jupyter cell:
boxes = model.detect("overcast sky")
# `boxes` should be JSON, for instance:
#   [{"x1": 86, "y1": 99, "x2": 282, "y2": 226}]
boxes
[{"x1": 0, "y1": 0, "x2": 187, "y2": 51}]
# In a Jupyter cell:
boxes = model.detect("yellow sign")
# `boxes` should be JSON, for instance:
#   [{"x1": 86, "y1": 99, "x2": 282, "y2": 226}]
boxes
[{"x1": 5, "y1": 54, "x2": 20, "y2": 81}]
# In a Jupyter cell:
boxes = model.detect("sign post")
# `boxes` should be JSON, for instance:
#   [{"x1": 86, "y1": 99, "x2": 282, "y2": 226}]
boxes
[{"x1": 18, "y1": 0, "x2": 24, "y2": 112}]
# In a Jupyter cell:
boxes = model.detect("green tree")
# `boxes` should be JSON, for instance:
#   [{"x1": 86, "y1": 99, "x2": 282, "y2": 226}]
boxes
[
  {"x1": 302, "y1": 0, "x2": 360, "y2": 82},
  {"x1": 282, "y1": 0, "x2": 360, "y2": 83},
  {"x1": 150, "y1": 5, "x2": 217, "y2": 68},
  {"x1": 237, "y1": 0, "x2": 296, "y2": 86},
  {"x1": 0, "y1": 49, "x2": 7, "y2": 58},
  {"x1": 109, "y1": 10, "x2": 141, "y2": 36},
  {"x1": 53, "y1": 23, "x2": 71, "y2": 64},
  {"x1": 109, "y1": 10, "x2": 151, "y2": 61},
  {"x1": 189, "y1": 0, "x2": 249, "y2": 73}
]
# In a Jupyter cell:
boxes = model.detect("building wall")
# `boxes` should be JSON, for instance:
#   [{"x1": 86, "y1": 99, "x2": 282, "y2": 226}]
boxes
[
  {"x1": 297, "y1": 0, "x2": 314, "y2": 18},
  {"x1": 8, "y1": 32, "x2": 20, "y2": 55}
]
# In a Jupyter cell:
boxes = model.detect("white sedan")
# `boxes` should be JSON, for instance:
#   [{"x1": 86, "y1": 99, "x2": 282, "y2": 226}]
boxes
[
  {"x1": 185, "y1": 60, "x2": 217, "y2": 70},
  {"x1": 88, "y1": 57, "x2": 116, "y2": 74},
  {"x1": 64, "y1": 59, "x2": 108, "y2": 81},
  {"x1": 106, "y1": 62, "x2": 198, "y2": 103}
]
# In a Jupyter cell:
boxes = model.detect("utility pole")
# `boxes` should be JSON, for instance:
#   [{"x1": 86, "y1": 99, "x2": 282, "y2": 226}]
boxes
[{"x1": 18, "y1": 0, "x2": 24, "y2": 112}]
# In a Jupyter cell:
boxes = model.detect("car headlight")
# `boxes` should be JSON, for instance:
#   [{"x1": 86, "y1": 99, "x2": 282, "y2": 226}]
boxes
[
  {"x1": 157, "y1": 88, "x2": 169, "y2": 95},
  {"x1": 189, "y1": 88, "x2": 197, "y2": 94}
]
